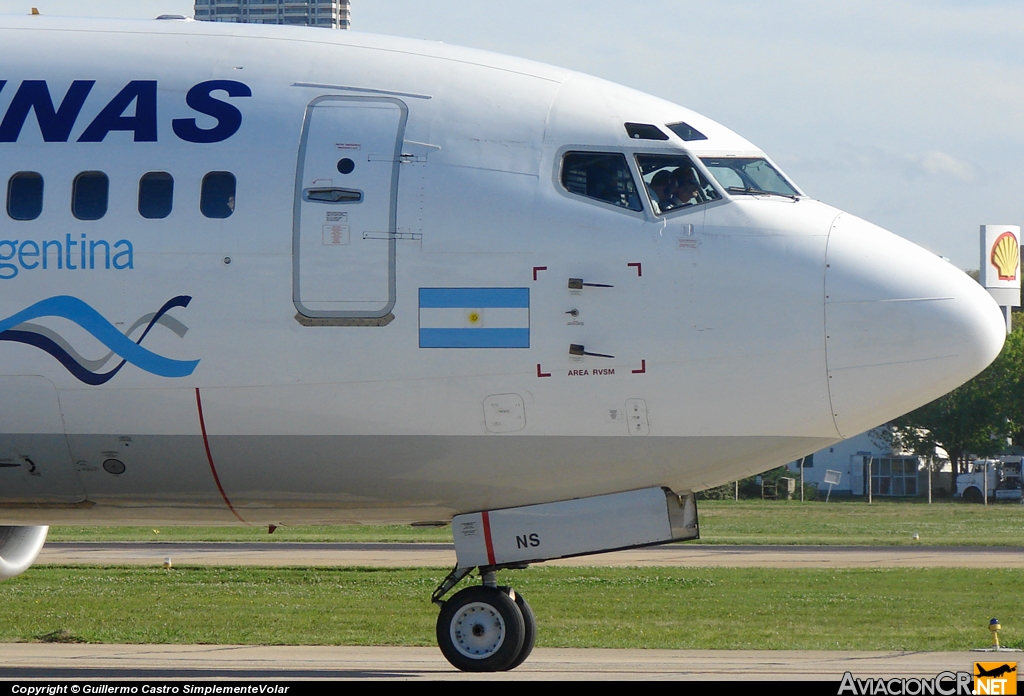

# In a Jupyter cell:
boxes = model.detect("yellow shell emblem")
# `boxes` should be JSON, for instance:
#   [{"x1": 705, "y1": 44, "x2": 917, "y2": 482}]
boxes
[{"x1": 991, "y1": 231, "x2": 1020, "y2": 281}]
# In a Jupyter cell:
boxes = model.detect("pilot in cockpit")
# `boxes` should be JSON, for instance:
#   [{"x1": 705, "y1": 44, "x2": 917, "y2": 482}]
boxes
[
  {"x1": 647, "y1": 165, "x2": 702, "y2": 214},
  {"x1": 649, "y1": 170, "x2": 673, "y2": 211},
  {"x1": 660, "y1": 167, "x2": 702, "y2": 212}
]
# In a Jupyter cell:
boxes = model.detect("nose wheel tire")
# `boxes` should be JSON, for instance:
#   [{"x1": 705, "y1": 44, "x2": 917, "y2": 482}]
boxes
[
  {"x1": 436, "y1": 585, "x2": 525, "y2": 672},
  {"x1": 502, "y1": 586, "x2": 536, "y2": 671}
]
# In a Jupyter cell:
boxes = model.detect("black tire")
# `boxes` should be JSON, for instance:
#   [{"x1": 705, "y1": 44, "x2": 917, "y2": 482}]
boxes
[
  {"x1": 502, "y1": 587, "x2": 536, "y2": 671},
  {"x1": 436, "y1": 586, "x2": 525, "y2": 672},
  {"x1": 962, "y1": 487, "x2": 984, "y2": 504}
]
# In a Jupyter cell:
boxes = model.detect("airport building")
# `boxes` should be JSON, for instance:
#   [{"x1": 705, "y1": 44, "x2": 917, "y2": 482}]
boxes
[
  {"x1": 194, "y1": 1, "x2": 351, "y2": 29},
  {"x1": 787, "y1": 431, "x2": 944, "y2": 498}
]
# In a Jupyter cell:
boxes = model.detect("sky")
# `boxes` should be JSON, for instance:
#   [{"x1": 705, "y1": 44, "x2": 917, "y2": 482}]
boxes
[{"x1": 2, "y1": 0, "x2": 1022, "y2": 269}]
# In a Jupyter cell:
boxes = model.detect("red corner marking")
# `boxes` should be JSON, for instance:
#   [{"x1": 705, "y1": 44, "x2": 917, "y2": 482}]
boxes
[
  {"x1": 533, "y1": 266, "x2": 548, "y2": 281},
  {"x1": 632, "y1": 359, "x2": 647, "y2": 374},
  {"x1": 628, "y1": 262, "x2": 642, "y2": 277},
  {"x1": 537, "y1": 364, "x2": 552, "y2": 378},
  {"x1": 481, "y1": 510, "x2": 496, "y2": 566}
]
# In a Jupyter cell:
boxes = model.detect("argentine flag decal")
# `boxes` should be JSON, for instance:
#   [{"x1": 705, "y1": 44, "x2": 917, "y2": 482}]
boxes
[{"x1": 419, "y1": 288, "x2": 530, "y2": 348}]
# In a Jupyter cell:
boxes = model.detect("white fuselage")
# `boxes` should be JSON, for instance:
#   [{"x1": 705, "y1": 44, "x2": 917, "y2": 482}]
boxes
[{"x1": 0, "y1": 17, "x2": 1006, "y2": 526}]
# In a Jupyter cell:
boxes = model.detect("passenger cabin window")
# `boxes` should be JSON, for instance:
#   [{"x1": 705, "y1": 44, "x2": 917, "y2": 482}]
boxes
[
  {"x1": 138, "y1": 172, "x2": 174, "y2": 219},
  {"x1": 7, "y1": 172, "x2": 43, "y2": 221},
  {"x1": 72, "y1": 172, "x2": 109, "y2": 221},
  {"x1": 561, "y1": 152, "x2": 642, "y2": 212},
  {"x1": 636, "y1": 154, "x2": 719, "y2": 215},
  {"x1": 700, "y1": 157, "x2": 799, "y2": 198},
  {"x1": 201, "y1": 172, "x2": 236, "y2": 219}
]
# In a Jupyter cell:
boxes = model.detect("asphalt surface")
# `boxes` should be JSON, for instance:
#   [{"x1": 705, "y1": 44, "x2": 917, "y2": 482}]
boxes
[
  {"x1": 2, "y1": 645, "x2": 1015, "y2": 681},
  {"x1": 35, "y1": 541, "x2": 1024, "y2": 568}
]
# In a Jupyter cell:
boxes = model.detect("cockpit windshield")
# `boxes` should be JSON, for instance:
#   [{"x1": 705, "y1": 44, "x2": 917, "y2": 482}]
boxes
[{"x1": 699, "y1": 157, "x2": 800, "y2": 198}]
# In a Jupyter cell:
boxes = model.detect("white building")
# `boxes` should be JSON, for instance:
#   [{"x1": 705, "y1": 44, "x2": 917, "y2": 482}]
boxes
[
  {"x1": 194, "y1": 1, "x2": 351, "y2": 29},
  {"x1": 787, "y1": 430, "x2": 942, "y2": 497}
]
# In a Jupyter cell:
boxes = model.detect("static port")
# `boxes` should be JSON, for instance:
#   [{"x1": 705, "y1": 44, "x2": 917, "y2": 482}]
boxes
[{"x1": 102, "y1": 459, "x2": 126, "y2": 475}]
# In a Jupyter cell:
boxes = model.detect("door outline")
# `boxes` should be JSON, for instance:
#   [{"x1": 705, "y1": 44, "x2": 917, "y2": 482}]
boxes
[
  {"x1": 292, "y1": 95, "x2": 409, "y2": 319},
  {"x1": 0, "y1": 375, "x2": 85, "y2": 504}
]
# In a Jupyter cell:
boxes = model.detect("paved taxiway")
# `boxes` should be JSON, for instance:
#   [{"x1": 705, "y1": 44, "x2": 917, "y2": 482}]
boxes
[
  {"x1": 35, "y1": 541, "x2": 1024, "y2": 568},
  {"x1": 0, "y1": 645, "x2": 1006, "y2": 681}
]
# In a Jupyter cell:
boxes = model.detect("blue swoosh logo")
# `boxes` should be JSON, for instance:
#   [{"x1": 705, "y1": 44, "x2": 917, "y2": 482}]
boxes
[{"x1": 0, "y1": 295, "x2": 200, "y2": 385}]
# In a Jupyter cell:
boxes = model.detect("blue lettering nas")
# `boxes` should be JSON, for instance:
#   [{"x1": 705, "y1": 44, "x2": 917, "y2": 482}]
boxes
[{"x1": 0, "y1": 79, "x2": 251, "y2": 143}]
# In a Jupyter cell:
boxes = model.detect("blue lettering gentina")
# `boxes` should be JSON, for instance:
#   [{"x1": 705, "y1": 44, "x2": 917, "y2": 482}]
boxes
[
  {"x1": 0, "y1": 234, "x2": 133, "y2": 279},
  {"x1": 0, "y1": 79, "x2": 251, "y2": 143}
]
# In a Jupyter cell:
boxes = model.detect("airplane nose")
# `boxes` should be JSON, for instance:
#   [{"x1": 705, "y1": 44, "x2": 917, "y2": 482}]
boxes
[{"x1": 824, "y1": 213, "x2": 1006, "y2": 438}]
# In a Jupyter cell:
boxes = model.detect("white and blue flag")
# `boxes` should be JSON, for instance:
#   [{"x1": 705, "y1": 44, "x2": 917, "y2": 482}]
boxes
[{"x1": 419, "y1": 288, "x2": 530, "y2": 348}]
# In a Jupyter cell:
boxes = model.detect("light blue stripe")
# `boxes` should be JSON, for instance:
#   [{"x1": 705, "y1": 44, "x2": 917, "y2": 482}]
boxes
[
  {"x1": 420, "y1": 328, "x2": 530, "y2": 348},
  {"x1": 419, "y1": 288, "x2": 529, "y2": 309},
  {"x1": 0, "y1": 296, "x2": 199, "y2": 378}
]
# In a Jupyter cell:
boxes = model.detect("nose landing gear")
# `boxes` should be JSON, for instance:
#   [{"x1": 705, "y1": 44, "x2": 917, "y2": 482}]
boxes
[
  {"x1": 433, "y1": 568, "x2": 536, "y2": 672},
  {"x1": 433, "y1": 487, "x2": 700, "y2": 671}
]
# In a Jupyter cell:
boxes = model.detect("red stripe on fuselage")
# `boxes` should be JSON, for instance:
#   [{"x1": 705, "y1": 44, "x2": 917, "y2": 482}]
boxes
[{"x1": 195, "y1": 387, "x2": 247, "y2": 525}]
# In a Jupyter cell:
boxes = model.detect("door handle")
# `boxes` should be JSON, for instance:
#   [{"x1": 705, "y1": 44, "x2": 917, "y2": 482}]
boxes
[{"x1": 304, "y1": 188, "x2": 362, "y2": 203}]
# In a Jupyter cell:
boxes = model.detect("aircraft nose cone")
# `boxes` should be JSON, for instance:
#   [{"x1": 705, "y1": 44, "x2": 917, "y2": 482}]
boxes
[{"x1": 824, "y1": 214, "x2": 1006, "y2": 438}]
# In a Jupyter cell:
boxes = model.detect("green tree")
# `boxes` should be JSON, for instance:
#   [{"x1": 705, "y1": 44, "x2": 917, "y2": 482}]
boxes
[{"x1": 1006, "y1": 310, "x2": 1024, "y2": 446}]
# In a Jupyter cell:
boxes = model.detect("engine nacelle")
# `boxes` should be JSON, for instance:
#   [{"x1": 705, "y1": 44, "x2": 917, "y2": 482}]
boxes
[{"x1": 0, "y1": 526, "x2": 49, "y2": 580}]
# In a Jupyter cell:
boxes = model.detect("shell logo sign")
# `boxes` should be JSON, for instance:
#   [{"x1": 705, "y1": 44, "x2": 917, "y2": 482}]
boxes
[
  {"x1": 980, "y1": 225, "x2": 1021, "y2": 309},
  {"x1": 991, "y1": 231, "x2": 1020, "y2": 281}
]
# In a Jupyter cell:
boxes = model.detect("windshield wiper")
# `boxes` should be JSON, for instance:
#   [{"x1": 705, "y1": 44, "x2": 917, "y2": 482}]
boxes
[{"x1": 727, "y1": 186, "x2": 798, "y2": 201}]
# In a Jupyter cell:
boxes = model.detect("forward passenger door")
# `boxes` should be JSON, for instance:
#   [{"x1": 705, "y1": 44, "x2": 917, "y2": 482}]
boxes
[{"x1": 293, "y1": 96, "x2": 408, "y2": 319}]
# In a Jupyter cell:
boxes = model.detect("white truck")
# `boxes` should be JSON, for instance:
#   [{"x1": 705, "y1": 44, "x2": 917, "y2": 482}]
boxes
[{"x1": 955, "y1": 457, "x2": 1024, "y2": 503}]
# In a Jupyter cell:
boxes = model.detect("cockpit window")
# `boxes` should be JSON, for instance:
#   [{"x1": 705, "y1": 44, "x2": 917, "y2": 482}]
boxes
[
  {"x1": 636, "y1": 154, "x2": 720, "y2": 215},
  {"x1": 666, "y1": 122, "x2": 707, "y2": 142},
  {"x1": 700, "y1": 157, "x2": 800, "y2": 198},
  {"x1": 624, "y1": 123, "x2": 669, "y2": 141},
  {"x1": 561, "y1": 152, "x2": 642, "y2": 212}
]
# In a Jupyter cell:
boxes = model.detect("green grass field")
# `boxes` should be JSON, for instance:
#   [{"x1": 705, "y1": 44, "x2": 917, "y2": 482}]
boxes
[
  {"x1": 696, "y1": 498, "x2": 1024, "y2": 546},
  {"x1": 46, "y1": 498, "x2": 1024, "y2": 546},
  {"x1": 16, "y1": 499, "x2": 1024, "y2": 651},
  {"x1": 1, "y1": 565, "x2": 1020, "y2": 651}
]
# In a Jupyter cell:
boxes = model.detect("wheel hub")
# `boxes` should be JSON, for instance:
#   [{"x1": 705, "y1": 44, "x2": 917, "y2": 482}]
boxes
[{"x1": 450, "y1": 601, "x2": 505, "y2": 658}]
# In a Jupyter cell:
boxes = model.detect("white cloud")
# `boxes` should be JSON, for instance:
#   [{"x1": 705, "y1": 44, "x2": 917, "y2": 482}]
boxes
[{"x1": 915, "y1": 151, "x2": 978, "y2": 182}]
